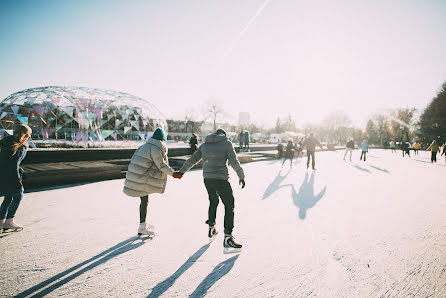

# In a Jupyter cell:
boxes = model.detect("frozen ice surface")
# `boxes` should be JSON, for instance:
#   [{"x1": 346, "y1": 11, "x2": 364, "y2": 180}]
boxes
[{"x1": 1, "y1": 149, "x2": 445, "y2": 297}]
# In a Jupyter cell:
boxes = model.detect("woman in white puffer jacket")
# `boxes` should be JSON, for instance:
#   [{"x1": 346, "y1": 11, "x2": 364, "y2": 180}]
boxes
[{"x1": 123, "y1": 127, "x2": 180, "y2": 236}]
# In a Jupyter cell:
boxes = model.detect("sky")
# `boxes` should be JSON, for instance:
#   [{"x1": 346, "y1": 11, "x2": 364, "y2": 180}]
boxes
[{"x1": 1, "y1": 0, "x2": 446, "y2": 129}]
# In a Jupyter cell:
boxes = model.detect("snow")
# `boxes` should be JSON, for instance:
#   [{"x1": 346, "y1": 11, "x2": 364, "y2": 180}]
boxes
[{"x1": 1, "y1": 149, "x2": 445, "y2": 297}]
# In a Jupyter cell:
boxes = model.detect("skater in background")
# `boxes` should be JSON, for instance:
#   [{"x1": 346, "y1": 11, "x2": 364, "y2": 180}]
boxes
[
  {"x1": 282, "y1": 139, "x2": 295, "y2": 168},
  {"x1": 238, "y1": 131, "x2": 244, "y2": 152},
  {"x1": 123, "y1": 127, "x2": 182, "y2": 236},
  {"x1": 441, "y1": 143, "x2": 446, "y2": 163},
  {"x1": 189, "y1": 133, "x2": 198, "y2": 154},
  {"x1": 0, "y1": 124, "x2": 32, "y2": 232},
  {"x1": 276, "y1": 142, "x2": 284, "y2": 159},
  {"x1": 303, "y1": 133, "x2": 323, "y2": 170},
  {"x1": 426, "y1": 140, "x2": 440, "y2": 163},
  {"x1": 412, "y1": 141, "x2": 421, "y2": 155},
  {"x1": 389, "y1": 140, "x2": 396, "y2": 153},
  {"x1": 177, "y1": 129, "x2": 245, "y2": 253},
  {"x1": 343, "y1": 138, "x2": 354, "y2": 161},
  {"x1": 244, "y1": 131, "x2": 250, "y2": 152},
  {"x1": 401, "y1": 141, "x2": 411, "y2": 157},
  {"x1": 360, "y1": 139, "x2": 369, "y2": 161},
  {"x1": 295, "y1": 139, "x2": 303, "y2": 156}
]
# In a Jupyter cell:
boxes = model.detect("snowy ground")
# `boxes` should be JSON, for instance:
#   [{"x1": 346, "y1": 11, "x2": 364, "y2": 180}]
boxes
[{"x1": 1, "y1": 149, "x2": 445, "y2": 297}]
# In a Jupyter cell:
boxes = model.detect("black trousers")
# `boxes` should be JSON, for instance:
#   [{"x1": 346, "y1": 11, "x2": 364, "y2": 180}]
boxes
[
  {"x1": 140, "y1": 196, "x2": 148, "y2": 223},
  {"x1": 360, "y1": 151, "x2": 367, "y2": 161},
  {"x1": 306, "y1": 150, "x2": 315, "y2": 169},
  {"x1": 204, "y1": 179, "x2": 235, "y2": 235},
  {"x1": 431, "y1": 152, "x2": 437, "y2": 163}
]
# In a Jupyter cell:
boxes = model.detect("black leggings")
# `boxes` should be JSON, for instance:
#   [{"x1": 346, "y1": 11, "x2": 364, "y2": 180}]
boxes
[
  {"x1": 140, "y1": 196, "x2": 148, "y2": 223},
  {"x1": 360, "y1": 151, "x2": 367, "y2": 161}
]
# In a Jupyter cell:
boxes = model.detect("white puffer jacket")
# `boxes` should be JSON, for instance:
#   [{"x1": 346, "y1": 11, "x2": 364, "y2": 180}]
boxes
[{"x1": 123, "y1": 138, "x2": 175, "y2": 197}]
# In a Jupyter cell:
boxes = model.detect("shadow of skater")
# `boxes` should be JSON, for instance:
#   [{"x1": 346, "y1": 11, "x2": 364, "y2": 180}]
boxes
[
  {"x1": 368, "y1": 164, "x2": 390, "y2": 173},
  {"x1": 16, "y1": 237, "x2": 148, "y2": 297},
  {"x1": 147, "y1": 244, "x2": 210, "y2": 298},
  {"x1": 288, "y1": 172, "x2": 326, "y2": 220},
  {"x1": 262, "y1": 169, "x2": 290, "y2": 200},
  {"x1": 189, "y1": 255, "x2": 239, "y2": 298},
  {"x1": 349, "y1": 161, "x2": 371, "y2": 174}
]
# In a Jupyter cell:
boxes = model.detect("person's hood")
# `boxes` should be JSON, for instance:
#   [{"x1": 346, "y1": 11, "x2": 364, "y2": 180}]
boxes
[
  {"x1": 147, "y1": 137, "x2": 165, "y2": 152},
  {"x1": 205, "y1": 133, "x2": 227, "y2": 144}
]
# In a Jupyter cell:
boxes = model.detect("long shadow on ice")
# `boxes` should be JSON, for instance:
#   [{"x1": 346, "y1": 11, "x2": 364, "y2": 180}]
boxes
[
  {"x1": 413, "y1": 158, "x2": 446, "y2": 167},
  {"x1": 349, "y1": 161, "x2": 371, "y2": 174},
  {"x1": 189, "y1": 255, "x2": 239, "y2": 298},
  {"x1": 286, "y1": 172, "x2": 326, "y2": 220},
  {"x1": 368, "y1": 164, "x2": 390, "y2": 173},
  {"x1": 262, "y1": 168, "x2": 291, "y2": 200},
  {"x1": 16, "y1": 237, "x2": 148, "y2": 297},
  {"x1": 147, "y1": 244, "x2": 210, "y2": 298}
]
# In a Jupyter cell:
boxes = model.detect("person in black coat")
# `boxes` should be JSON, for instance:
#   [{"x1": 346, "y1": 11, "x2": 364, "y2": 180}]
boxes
[
  {"x1": 189, "y1": 133, "x2": 198, "y2": 154},
  {"x1": 282, "y1": 140, "x2": 295, "y2": 168},
  {"x1": 0, "y1": 124, "x2": 32, "y2": 232}
]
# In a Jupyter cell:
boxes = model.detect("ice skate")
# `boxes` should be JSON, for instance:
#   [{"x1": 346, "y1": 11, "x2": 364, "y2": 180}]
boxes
[
  {"x1": 138, "y1": 222, "x2": 155, "y2": 237},
  {"x1": 208, "y1": 226, "x2": 218, "y2": 243},
  {"x1": 223, "y1": 234, "x2": 242, "y2": 254},
  {"x1": 2, "y1": 218, "x2": 23, "y2": 232}
]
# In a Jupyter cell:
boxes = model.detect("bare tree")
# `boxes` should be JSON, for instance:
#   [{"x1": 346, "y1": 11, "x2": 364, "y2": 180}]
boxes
[{"x1": 206, "y1": 100, "x2": 224, "y2": 131}]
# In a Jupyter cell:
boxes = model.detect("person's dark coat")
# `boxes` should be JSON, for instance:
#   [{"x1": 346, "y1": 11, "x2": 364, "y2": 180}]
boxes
[
  {"x1": 0, "y1": 136, "x2": 27, "y2": 194},
  {"x1": 346, "y1": 140, "x2": 354, "y2": 149}
]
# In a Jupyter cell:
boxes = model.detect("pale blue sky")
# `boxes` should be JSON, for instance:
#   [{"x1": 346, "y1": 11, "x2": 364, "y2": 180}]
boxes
[{"x1": 1, "y1": 0, "x2": 446, "y2": 128}]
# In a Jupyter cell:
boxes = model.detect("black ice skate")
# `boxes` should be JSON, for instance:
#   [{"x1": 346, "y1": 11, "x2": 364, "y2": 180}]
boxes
[
  {"x1": 208, "y1": 226, "x2": 218, "y2": 243},
  {"x1": 223, "y1": 235, "x2": 242, "y2": 254}
]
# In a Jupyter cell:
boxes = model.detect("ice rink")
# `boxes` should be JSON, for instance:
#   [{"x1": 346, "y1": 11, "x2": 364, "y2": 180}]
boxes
[{"x1": 1, "y1": 149, "x2": 445, "y2": 297}]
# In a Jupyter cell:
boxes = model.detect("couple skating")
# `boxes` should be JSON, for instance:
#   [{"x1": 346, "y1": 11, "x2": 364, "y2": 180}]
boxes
[{"x1": 123, "y1": 128, "x2": 245, "y2": 253}]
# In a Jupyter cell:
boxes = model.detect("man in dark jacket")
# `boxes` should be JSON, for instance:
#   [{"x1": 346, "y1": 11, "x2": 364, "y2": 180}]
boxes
[
  {"x1": 303, "y1": 133, "x2": 324, "y2": 170},
  {"x1": 177, "y1": 129, "x2": 245, "y2": 253}
]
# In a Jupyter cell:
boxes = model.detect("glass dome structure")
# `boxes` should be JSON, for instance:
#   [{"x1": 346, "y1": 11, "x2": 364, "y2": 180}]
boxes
[{"x1": 0, "y1": 86, "x2": 167, "y2": 142}]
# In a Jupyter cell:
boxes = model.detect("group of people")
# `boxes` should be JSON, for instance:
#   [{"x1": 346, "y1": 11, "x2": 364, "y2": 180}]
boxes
[
  {"x1": 277, "y1": 133, "x2": 324, "y2": 170},
  {"x1": 389, "y1": 139, "x2": 446, "y2": 163},
  {"x1": 123, "y1": 127, "x2": 245, "y2": 254}
]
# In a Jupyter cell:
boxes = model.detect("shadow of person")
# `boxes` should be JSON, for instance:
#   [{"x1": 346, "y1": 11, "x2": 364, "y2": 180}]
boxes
[
  {"x1": 349, "y1": 161, "x2": 371, "y2": 173},
  {"x1": 147, "y1": 244, "x2": 210, "y2": 298},
  {"x1": 368, "y1": 164, "x2": 390, "y2": 173},
  {"x1": 287, "y1": 172, "x2": 326, "y2": 220},
  {"x1": 189, "y1": 255, "x2": 239, "y2": 298},
  {"x1": 16, "y1": 237, "x2": 148, "y2": 297},
  {"x1": 262, "y1": 170, "x2": 290, "y2": 200}
]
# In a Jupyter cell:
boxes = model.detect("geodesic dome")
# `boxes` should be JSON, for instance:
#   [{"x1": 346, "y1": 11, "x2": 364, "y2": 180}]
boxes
[{"x1": 0, "y1": 86, "x2": 167, "y2": 142}]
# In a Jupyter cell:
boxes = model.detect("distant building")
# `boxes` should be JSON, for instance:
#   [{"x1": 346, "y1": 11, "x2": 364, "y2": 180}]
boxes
[{"x1": 0, "y1": 86, "x2": 167, "y2": 141}]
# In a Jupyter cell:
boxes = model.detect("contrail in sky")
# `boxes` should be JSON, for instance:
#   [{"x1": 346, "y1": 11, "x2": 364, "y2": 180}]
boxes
[{"x1": 221, "y1": 0, "x2": 272, "y2": 62}]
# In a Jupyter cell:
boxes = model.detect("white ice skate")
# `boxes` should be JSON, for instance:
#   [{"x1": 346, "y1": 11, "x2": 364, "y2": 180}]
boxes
[
  {"x1": 138, "y1": 222, "x2": 155, "y2": 237},
  {"x1": 2, "y1": 218, "x2": 23, "y2": 232},
  {"x1": 208, "y1": 226, "x2": 218, "y2": 243}
]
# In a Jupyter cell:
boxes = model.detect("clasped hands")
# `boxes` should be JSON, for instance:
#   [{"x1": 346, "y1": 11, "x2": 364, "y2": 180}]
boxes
[{"x1": 172, "y1": 171, "x2": 183, "y2": 179}]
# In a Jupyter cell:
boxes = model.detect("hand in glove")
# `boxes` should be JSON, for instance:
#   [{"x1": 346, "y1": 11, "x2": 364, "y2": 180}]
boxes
[
  {"x1": 239, "y1": 179, "x2": 245, "y2": 189},
  {"x1": 172, "y1": 172, "x2": 183, "y2": 179}
]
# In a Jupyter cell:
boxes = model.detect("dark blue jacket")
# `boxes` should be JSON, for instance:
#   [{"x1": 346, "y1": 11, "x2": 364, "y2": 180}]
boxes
[{"x1": 0, "y1": 136, "x2": 27, "y2": 194}]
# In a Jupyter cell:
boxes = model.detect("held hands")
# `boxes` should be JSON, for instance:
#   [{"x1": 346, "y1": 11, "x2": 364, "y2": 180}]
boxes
[
  {"x1": 239, "y1": 179, "x2": 245, "y2": 189},
  {"x1": 172, "y1": 171, "x2": 183, "y2": 179}
]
